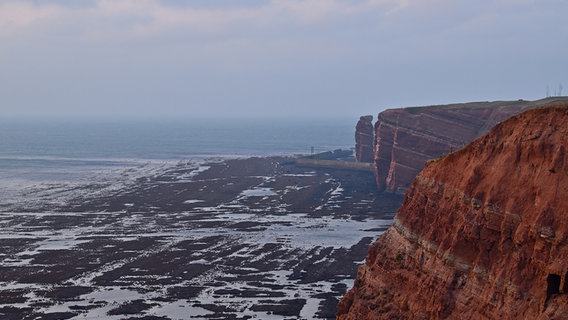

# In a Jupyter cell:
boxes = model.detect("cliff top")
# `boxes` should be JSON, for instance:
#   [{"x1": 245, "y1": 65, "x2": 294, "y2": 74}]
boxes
[
  {"x1": 420, "y1": 101, "x2": 568, "y2": 216},
  {"x1": 386, "y1": 96, "x2": 568, "y2": 115}
]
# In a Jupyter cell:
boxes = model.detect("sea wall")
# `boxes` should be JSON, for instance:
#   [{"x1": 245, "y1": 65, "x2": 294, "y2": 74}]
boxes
[{"x1": 295, "y1": 158, "x2": 373, "y2": 172}]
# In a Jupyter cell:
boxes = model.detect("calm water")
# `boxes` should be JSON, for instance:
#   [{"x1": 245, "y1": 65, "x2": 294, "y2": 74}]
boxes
[{"x1": 0, "y1": 117, "x2": 355, "y2": 185}]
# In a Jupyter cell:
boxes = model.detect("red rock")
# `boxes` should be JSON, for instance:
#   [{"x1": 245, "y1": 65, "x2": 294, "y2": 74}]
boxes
[
  {"x1": 374, "y1": 98, "x2": 568, "y2": 193},
  {"x1": 355, "y1": 115, "x2": 374, "y2": 163},
  {"x1": 339, "y1": 102, "x2": 568, "y2": 319}
]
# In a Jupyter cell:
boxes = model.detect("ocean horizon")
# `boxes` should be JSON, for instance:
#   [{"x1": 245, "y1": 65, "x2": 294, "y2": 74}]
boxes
[
  {"x1": 0, "y1": 117, "x2": 355, "y2": 160},
  {"x1": 0, "y1": 116, "x2": 399, "y2": 319},
  {"x1": 0, "y1": 116, "x2": 356, "y2": 201}
]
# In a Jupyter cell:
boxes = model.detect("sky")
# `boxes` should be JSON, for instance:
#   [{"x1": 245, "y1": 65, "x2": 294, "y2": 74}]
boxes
[{"x1": 0, "y1": 0, "x2": 567, "y2": 119}]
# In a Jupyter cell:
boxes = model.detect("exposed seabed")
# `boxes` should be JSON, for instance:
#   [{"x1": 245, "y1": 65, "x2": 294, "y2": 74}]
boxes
[{"x1": 0, "y1": 156, "x2": 402, "y2": 319}]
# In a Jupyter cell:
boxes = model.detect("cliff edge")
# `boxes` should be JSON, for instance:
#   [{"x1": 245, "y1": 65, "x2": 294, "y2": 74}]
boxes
[
  {"x1": 374, "y1": 97, "x2": 568, "y2": 193},
  {"x1": 338, "y1": 102, "x2": 568, "y2": 319}
]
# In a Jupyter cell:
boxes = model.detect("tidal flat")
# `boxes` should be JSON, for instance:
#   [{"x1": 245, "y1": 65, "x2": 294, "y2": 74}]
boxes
[{"x1": 0, "y1": 156, "x2": 402, "y2": 319}]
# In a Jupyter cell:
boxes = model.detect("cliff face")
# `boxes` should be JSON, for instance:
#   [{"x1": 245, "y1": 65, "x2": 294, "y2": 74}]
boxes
[
  {"x1": 338, "y1": 103, "x2": 568, "y2": 319},
  {"x1": 355, "y1": 115, "x2": 374, "y2": 163},
  {"x1": 374, "y1": 98, "x2": 568, "y2": 193}
]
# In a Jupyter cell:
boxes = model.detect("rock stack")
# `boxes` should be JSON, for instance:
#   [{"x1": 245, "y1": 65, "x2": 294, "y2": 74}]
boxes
[{"x1": 355, "y1": 115, "x2": 374, "y2": 163}]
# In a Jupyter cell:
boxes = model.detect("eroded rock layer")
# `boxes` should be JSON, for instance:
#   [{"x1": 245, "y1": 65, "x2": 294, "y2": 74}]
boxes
[
  {"x1": 355, "y1": 115, "x2": 374, "y2": 163},
  {"x1": 374, "y1": 97, "x2": 568, "y2": 193},
  {"x1": 339, "y1": 103, "x2": 568, "y2": 319}
]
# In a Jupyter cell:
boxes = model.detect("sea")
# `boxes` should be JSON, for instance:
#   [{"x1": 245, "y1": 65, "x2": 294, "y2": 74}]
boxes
[
  {"x1": 0, "y1": 117, "x2": 355, "y2": 202},
  {"x1": 0, "y1": 116, "x2": 392, "y2": 319}
]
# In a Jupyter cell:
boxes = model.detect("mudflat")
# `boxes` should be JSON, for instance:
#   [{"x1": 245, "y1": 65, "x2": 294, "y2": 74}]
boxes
[{"x1": 0, "y1": 156, "x2": 402, "y2": 319}]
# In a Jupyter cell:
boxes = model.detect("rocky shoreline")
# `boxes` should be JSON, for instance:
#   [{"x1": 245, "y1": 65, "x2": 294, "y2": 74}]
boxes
[{"x1": 0, "y1": 156, "x2": 402, "y2": 319}]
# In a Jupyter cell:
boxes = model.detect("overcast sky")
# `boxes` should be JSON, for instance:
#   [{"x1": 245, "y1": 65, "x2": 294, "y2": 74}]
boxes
[{"x1": 1, "y1": 0, "x2": 567, "y2": 119}]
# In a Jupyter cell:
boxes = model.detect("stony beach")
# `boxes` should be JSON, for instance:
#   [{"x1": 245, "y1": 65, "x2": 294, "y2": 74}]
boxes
[{"x1": 0, "y1": 156, "x2": 402, "y2": 319}]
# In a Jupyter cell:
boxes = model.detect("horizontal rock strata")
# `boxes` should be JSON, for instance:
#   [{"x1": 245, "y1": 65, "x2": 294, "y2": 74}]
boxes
[
  {"x1": 339, "y1": 102, "x2": 568, "y2": 319},
  {"x1": 355, "y1": 115, "x2": 374, "y2": 163},
  {"x1": 374, "y1": 97, "x2": 568, "y2": 193}
]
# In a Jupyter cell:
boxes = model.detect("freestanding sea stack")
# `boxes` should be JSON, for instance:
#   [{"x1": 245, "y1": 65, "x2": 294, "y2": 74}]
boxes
[
  {"x1": 355, "y1": 115, "x2": 374, "y2": 163},
  {"x1": 338, "y1": 102, "x2": 568, "y2": 319}
]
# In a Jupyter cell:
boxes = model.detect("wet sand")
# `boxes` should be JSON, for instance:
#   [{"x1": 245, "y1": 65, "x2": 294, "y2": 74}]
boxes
[{"x1": 0, "y1": 156, "x2": 402, "y2": 319}]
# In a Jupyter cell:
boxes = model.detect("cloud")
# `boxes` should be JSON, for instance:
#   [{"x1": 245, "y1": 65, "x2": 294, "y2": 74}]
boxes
[
  {"x1": 0, "y1": 2, "x2": 66, "y2": 29},
  {"x1": 0, "y1": 0, "x2": 566, "y2": 117},
  {"x1": 0, "y1": 0, "x2": 497, "y2": 52},
  {"x1": 1, "y1": 0, "x2": 565, "y2": 44},
  {"x1": 0, "y1": 0, "x2": 451, "y2": 45},
  {"x1": 0, "y1": 0, "x2": 370, "y2": 41},
  {"x1": 0, "y1": 0, "x2": 396, "y2": 72}
]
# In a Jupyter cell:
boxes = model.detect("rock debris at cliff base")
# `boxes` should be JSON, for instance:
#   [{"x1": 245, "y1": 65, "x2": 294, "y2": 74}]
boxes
[
  {"x1": 339, "y1": 102, "x2": 568, "y2": 319},
  {"x1": 0, "y1": 156, "x2": 402, "y2": 320}
]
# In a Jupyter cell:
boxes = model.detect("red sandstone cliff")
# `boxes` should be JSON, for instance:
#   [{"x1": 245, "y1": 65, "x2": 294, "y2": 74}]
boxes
[
  {"x1": 374, "y1": 97, "x2": 568, "y2": 193},
  {"x1": 338, "y1": 102, "x2": 568, "y2": 319},
  {"x1": 355, "y1": 115, "x2": 374, "y2": 163}
]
